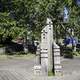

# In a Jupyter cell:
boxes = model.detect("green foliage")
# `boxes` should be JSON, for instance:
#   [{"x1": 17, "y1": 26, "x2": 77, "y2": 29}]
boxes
[
  {"x1": 0, "y1": 0, "x2": 80, "y2": 41},
  {"x1": 48, "y1": 70, "x2": 55, "y2": 76},
  {"x1": 73, "y1": 51, "x2": 80, "y2": 56}
]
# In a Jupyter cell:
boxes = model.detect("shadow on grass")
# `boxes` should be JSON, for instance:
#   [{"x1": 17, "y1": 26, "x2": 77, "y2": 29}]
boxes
[{"x1": 48, "y1": 71, "x2": 55, "y2": 76}]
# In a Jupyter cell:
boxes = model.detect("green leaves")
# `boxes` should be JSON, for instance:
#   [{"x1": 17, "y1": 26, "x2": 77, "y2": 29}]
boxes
[{"x1": 0, "y1": 0, "x2": 80, "y2": 41}]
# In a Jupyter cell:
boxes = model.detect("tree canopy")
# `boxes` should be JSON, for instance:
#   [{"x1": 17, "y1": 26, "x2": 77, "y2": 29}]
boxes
[{"x1": 0, "y1": 0, "x2": 80, "y2": 42}]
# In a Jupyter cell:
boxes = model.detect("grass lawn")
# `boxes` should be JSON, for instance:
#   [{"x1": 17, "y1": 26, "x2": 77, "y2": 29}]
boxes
[
  {"x1": 48, "y1": 71, "x2": 55, "y2": 76},
  {"x1": 0, "y1": 53, "x2": 35, "y2": 60}
]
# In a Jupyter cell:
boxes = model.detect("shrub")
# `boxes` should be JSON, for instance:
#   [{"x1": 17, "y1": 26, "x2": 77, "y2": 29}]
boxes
[{"x1": 63, "y1": 47, "x2": 73, "y2": 58}]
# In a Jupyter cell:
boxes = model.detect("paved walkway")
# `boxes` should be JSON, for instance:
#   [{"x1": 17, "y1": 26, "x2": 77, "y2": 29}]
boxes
[
  {"x1": 0, "y1": 56, "x2": 80, "y2": 80},
  {"x1": 0, "y1": 58, "x2": 34, "y2": 80},
  {"x1": 62, "y1": 56, "x2": 80, "y2": 80},
  {"x1": 62, "y1": 57, "x2": 80, "y2": 74}
]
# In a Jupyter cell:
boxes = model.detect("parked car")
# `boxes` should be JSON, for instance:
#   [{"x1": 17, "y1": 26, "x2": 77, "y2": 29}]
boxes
[{"x1": 27, "y1": 40, "x2": 37, "y2": 53}]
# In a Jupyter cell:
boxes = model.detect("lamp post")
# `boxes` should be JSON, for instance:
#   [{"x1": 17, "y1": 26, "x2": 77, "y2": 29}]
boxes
[
  {"x1": 76, "y1": 0, "x2": 80, "y2": 6},
  {"x1": 63, "y1": 6, "x2": 69, "y2": 23},
  {"x1": 63, "y1": 6, "x2": 70, "y2": 47}
]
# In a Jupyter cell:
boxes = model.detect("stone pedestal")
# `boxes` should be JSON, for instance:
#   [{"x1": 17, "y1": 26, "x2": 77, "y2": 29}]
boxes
[
  {"x1": 46, "y1": 19, "x2": 53, "y2": 72},
  {"x1": 40, "y1": 18, "x2": 53, "y2": 75},
  {"x1": 41, "y1": 27, "x2": 48, "y2": 76},
  {"x1": 34, "y1": 18, "x2": 61, "y2": 76},
  {"x1": 53, "y1": 42, "x2": 62, "y2": 75},
  {"x1": 36, "y1": 45, "x2": 40, "y2": 65},
  {"x1": 41, "y1": 49, "x2": 48, "y2": 76},
  {"x1": 34, "y1": 65, "x2": 41, "y2": 76}
]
